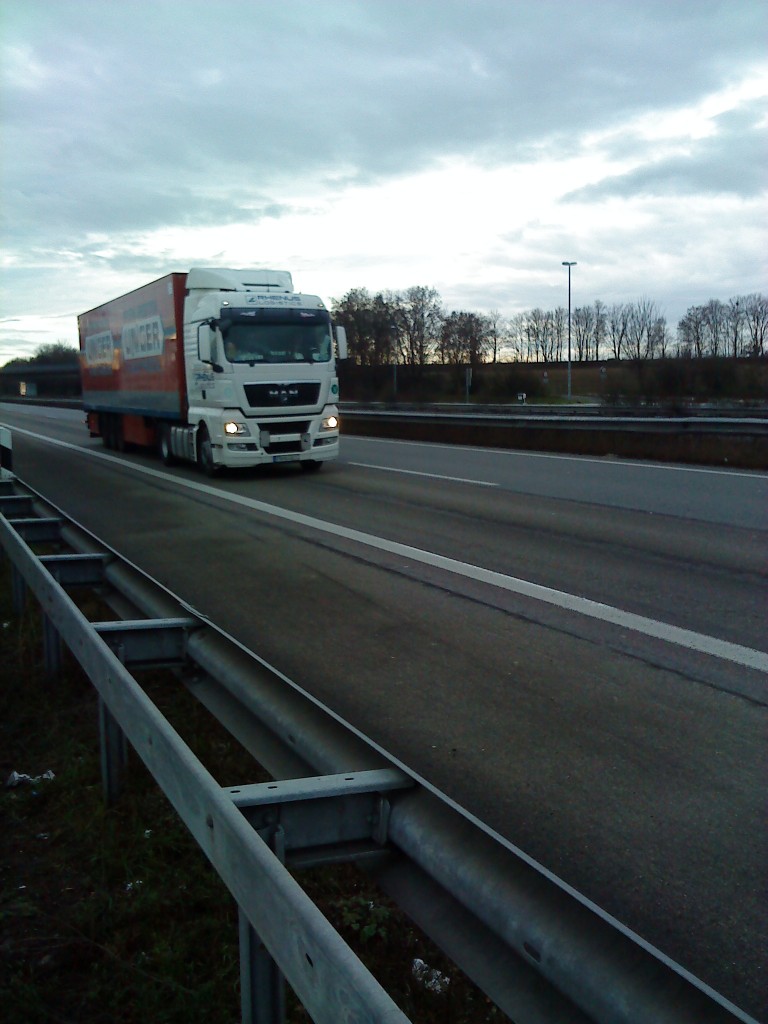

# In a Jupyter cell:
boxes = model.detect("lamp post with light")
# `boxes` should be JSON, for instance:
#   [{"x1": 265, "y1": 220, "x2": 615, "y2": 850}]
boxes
[
  {"x1": 562, "y1": 261, "x2": 576, "y2": 400},
  {"x1": 390, "y1": 323, "x2": 398, "y2": 401}
]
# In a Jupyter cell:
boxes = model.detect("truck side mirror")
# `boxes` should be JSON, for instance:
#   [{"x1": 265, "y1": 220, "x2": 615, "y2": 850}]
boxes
[{"x1": 335, "y1": 325, "x2": 348, "y2": 360}]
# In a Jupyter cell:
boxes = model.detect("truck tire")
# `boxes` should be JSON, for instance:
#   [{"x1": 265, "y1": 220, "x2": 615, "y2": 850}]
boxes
[
  {"x1": 103, "y1": 414, "x2": 118, "y2": 450},
  {"x1": 113, "y1": 416, "x2": 126, "y2": 452},
  {"x1": 100, "y1": 414, "x2": 113, "y2": 449},
  {"x1": 196, "y1": 426, "x2": 219, "y2": 477},
  {"x1": 159, "y1": 425, "x2": 176, "y2": 466}
]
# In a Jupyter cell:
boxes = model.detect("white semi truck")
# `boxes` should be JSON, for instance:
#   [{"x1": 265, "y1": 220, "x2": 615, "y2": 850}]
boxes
[{"x1": 78, "y1": 267, "x2": 347, "y2": 474}]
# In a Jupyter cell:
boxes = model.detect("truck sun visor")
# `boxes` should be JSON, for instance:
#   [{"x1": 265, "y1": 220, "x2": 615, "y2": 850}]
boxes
[{"x1": 223, "y1": 307, "x2": 331, "y2": 326}]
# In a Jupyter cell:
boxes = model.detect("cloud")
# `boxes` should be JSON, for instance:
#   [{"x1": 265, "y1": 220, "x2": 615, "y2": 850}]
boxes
[
  {"x1": 564, "y1": 99, "x2": 768, "y2": 201},
  {"x1": 0, "y1": 0, "x2": 766, "y2": 364},
  {"x1": 5, "y1": 2, "x2": 764, "y2": 190}
]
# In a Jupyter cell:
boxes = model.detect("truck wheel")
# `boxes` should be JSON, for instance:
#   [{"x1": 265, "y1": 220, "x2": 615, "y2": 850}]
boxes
[
  {"x1": 159, "y1": 426, "x2": 176, "y2": 466},
  {"x1": 100, "y1": 414, "x2": 113, "y2": 449},
  {"x1": 196, "y1": 427, "x2": 219, "y2": 477},
  {"x1": 103, "y1": 414, "x2": 124, "y2": 452},
  {"x1": 113, "y1": 416, "x2": 126, "y2": 452}
]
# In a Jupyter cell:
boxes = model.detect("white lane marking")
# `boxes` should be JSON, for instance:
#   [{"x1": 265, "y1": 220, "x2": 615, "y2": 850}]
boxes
[
  {"x1": 349, "y1": 462, "x2": 498, "y2": 487},
  {"x1": 349, "y1": 435, "x2": 767, "y2": 479},
  {"x1": 9, "y1": 425, "x2": 768, "y2": 673}
]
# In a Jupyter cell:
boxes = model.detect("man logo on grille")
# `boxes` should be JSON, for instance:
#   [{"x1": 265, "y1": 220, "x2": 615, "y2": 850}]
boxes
[{"x1": 268, "y1": 387, "x2": 300, "y2": 405}]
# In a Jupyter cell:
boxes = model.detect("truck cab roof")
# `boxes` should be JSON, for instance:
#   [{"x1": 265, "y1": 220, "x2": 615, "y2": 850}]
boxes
[{"x1": 186, "y1": 268, "x2": 293, "y2": 293}]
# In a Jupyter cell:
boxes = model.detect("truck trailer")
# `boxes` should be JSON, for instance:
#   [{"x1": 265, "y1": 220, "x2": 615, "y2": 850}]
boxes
[{"x1": 78, "y1": 267, "x2": 347, "y2": 474}]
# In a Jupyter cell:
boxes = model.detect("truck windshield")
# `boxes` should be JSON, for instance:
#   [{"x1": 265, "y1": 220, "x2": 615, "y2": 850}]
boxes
[{"x1": 224, "y1": 322, "x2": 332, "y2": 364}]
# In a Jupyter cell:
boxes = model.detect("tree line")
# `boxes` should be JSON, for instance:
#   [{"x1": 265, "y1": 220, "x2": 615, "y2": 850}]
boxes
[
  {"x1": 2, "y1": 341, "x2": 80, "y2": 369},
  {"x1": 3, "y1": 295, "x2": 766, "y2": 373},
  {"x1": 331, "y1": 289, "x2": 768, "y2": 366}
]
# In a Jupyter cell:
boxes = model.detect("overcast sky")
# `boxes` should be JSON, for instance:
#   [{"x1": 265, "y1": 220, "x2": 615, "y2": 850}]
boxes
[{"x1": 1, "y1": 0, "x2": 766, "y2": 365}]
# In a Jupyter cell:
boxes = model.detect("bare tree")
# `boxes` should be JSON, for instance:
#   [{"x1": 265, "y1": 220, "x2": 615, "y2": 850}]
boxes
[
  {"x1": 573, "y1": 305, "x2": 595, "y2": 362},
  {"x1": 608, "y1": 303, "x2": 629, "y2": 360},
  {"x1": 652, "y1": 316, "x2": 670, "y2": 359},
  {"x1": 440, "y1": 311, "x2": 489, "y2": 367},
  {"x1": 505, "y1": 312, "x2": 528, "y2": 361},
  {"x1": 593, "y1": 300, "x2": 607, "y2": 361},
  {"x1": 485, "y1": 309, "x2": 504, "y2": 363},
  {"x1": 437, "y1": 314, "x2": 456, "y2": 364},
  {"x1": 703, "y1": 299, "x2": 727, "y2": 357},
  {"x1": 392, "y1": 286, "x2": 443, "y2": 367},
  {"x1": 726, "y1": 297, "x2": 745, "y2": 358},
  {"x1": 552, "y1": 307, "x2": 566, "y2": 362},
  {"x1": 678, "y1": 294, "x2": 765, "y2": 358},
  {"x1": 743, "y1": 293, "x2": 768, "y2": 357},
  {"x1": 525, "y1": 308, "x2": 556, "y2": 362},
  {"x1": 626, "y1": 298, "x2": 661, "y2": 361},
  {"x1": 370, "y1": 292, "x2": 399, "y2": 365},
  {"x1": 332, "y1": 288, "x2": 371, "y2": 365},
  {"x1": 677, "y1": 306, "x2": 707, "y2": 358}
]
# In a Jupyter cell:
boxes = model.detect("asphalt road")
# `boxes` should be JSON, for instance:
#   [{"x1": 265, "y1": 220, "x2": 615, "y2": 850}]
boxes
[{"x1": 2, "y1": 403, "x2": 767, "y2": 1021}]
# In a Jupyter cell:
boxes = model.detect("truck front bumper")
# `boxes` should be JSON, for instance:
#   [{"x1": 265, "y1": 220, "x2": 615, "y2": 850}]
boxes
[{"x1": 221, "y1": 437, "x2": 339, "y2": 466}]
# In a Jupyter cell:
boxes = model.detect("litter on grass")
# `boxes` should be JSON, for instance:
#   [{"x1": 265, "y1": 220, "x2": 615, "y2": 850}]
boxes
[
  {"x1": 5, "y1": 769, "x2": 55, "y2": 788},
  {"x1": 412, "y1": 958, "x2": 450, "y2": 994}
]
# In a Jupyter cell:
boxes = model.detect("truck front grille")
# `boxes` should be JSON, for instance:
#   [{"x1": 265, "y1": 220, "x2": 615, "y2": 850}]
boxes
[{"x1": 244, "y1": 382, "x2": 320, "y2": 407}]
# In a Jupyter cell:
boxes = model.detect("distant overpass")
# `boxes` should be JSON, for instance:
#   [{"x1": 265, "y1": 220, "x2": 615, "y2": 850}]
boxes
[{"x1": 0, "y1": 361, "x2": 81, "y2": 399}]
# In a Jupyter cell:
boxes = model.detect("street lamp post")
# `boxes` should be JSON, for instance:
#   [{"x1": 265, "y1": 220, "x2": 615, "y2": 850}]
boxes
[
  {"x1": 390, "y1": 323, "x2": 398, "y2": 402},
  {"x1": 562, "y1": 261, "x2": 577, "y2": 400}
]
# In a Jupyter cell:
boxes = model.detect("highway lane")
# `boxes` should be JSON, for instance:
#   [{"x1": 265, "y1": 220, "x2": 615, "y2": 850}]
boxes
[
  {"x1": 2, "y1": 403, "x2": 767, "y2": 1020},
  {"x1": 345, "y1": 434, "x2": 768, "y2": 529}
]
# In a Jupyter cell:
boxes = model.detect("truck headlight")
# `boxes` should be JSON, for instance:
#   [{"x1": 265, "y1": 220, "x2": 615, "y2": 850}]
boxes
[
  {"x1": 224, "y1": 420, "x2": 250, "y2": 436},
  {"x1": 321, "y1": 414, "x2": 339, "y2": 431}
]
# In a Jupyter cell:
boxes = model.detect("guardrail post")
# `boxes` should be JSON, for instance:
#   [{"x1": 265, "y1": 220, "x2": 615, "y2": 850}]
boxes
[
  {"x1": 239, "y1": 907, "x2": 286, "y2": 1024},
  {"x1": 239, "y1": 824, "x2": 287, "y2": 1024},
  {"x1": 0, "y1": 474, "x2": 14, "y2": 566},
  {"x1": 99, "y1": 696, "x2": 128, "y2": 805},
  {"x1": 42, "y1": 612, "x2": 62, "y2": 680},
  {"x1": 98, "y1": 643, "x2": 128, "y2": 805},
  {"x1": 11, "y1": 564, "x2": 26, "y2": 614},
  {"x1": 0, "y1": 426, "x2": 12, "y2": 477}
]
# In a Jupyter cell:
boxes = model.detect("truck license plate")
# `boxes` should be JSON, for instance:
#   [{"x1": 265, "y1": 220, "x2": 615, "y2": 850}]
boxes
[{"x1": 273, "y1": 454, "x2": 296, "y2": 463}]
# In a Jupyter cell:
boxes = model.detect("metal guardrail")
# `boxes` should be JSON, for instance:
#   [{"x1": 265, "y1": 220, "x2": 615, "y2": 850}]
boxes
[
  {"x1": 338, "y1": 405, "x2": 768, "y2": 468},
  {"x1": 0, "y1": 475, "x2": 411, "y2": 1024},
  {"x1": 337, "y1": 404, "x2": 768, "y2": 431},
  {"x1": 3, "y1": 397, "x2": 766, "y2": 464},
  {"x1": 341, "y1": 400, "x2": 768, "y2": 420},
  {"x1": 3, "y1": 394, "x2": 767, "y2": 419},
  {"x1": 0, "y1": 459, "x2": 759, "y2": 1024},
  {"x1": 0, "y1": 424, "x2": 12, "y2": 474}
]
